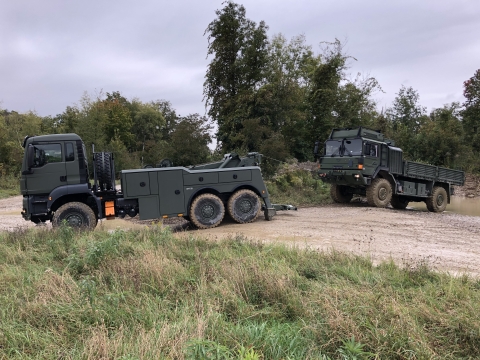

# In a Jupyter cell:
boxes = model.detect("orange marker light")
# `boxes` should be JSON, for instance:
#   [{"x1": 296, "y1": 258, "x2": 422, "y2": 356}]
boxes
[
  {"x1": 105, "y1": 201, "x2": 115, "y2": 216},
  {"x1": 358, "y1": 164, "x2": 363, "y2": 170}
]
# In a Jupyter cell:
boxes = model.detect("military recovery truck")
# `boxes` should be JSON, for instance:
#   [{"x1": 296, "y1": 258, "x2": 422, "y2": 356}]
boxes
[
  {"x1": 314, "y1": 127, "x2": 465, "y2": 212},
  {"x1": 20, "y1": 133, "x2": 295, "y2": 230}
]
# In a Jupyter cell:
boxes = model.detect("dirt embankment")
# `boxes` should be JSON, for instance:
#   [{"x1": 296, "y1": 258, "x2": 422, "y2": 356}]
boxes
[
  {"x1": 2, "y1": 195, "x2": 480, "y2": 276},
  {"x1": 455, "y1": 173, "x2": 480, "y2": 198}
]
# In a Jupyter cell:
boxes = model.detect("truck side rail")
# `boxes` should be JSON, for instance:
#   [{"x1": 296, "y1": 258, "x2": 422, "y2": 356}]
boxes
[{"x1": 403, "y1": 161, "x2": 464, "y2": 186}]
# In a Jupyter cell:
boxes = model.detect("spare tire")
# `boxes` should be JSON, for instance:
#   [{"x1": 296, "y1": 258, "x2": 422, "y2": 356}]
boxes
[{"x1": 95, "y1": 152, "x2": 113, "y2": 190}]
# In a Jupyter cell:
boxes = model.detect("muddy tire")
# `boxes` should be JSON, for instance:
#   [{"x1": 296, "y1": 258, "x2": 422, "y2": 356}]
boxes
[
  {"x1": 227, "y1": 189, "x2": 261, "y2": 224},
  {"x1": 366, "y1": 178, "x2": 392, "y2": 207},
  {"x1": 426, "y1": 186, "x2": 448, "y2": 212},
  {"x1": 52, "y1": 202, "x2": 97, "y2": 230},
  {"x1": 390, "y1": 195, "x2": 409, "y2": 210},
  {"x1": 95, "y1": 152, "x2": 113, "y2": 191},
  {"x1": 190, "y1": 193, "x2": 225, "y2": 229},
  {"x1": 330, "y1": 184, "x2": 353, "y2": 203}
]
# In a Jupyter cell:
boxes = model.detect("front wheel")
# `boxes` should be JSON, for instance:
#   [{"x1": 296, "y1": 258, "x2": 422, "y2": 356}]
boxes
[
  {"x1": 52, "y1": 202, "x2": 97, "y2": 230},
  {"x1": 426, "y1": 186, "x2": 448, "y2": 212},
  {"x1": 228, "y1": 189, "x2": 261, "y2": 224},
  {"x1": 190, "y1": 193, "x2": 225, "y2": 229},
  {"x1": 366, "y1": 178, "x2": 392, "y2": 208},
  {"x1": 330, "y1": 184, "x2": 353, "y2": 203}
]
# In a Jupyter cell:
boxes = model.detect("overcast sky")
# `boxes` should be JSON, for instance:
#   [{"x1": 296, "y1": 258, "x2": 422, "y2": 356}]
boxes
[{"x1": 1, "y1": 0, "x2": 479, "y2": 119}]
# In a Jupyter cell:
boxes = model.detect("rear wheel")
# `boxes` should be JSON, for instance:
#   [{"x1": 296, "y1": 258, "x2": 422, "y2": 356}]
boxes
[
  {"x1": 330, "y1": 184, "x2": 353, "y2": 203},
  {"x1": 190, "y1": 194, "x2": 225, "y2": 229},
  {"x1": 426, "y1": 186, "x2": 448, "y2": 212},
  {"x1": 366, "y1": 178, "x2": 392, "y2": 208},
  {"x1": 228, "y1": 189, "x2": 261, "y2": 224},
  {"x1": 52, "y1": 202, "x2": 97, "y2": 230},
  {"x1": 390, "y1": 195, "x2": 409, "y2": 210}
]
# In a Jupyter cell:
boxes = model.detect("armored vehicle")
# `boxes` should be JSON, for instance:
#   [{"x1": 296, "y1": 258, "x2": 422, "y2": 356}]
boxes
[
  {"x1": 20, "y1": 133, "x2": 295, "y2": 230},
  {"x1": 314, "y1": 127, "x2": 465, "y2": 212}
]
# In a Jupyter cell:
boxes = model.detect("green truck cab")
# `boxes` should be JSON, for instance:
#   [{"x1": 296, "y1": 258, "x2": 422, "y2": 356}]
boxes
[
  {"x1": 20, "y1": 134, "x2": 295, "y2": 230},
  {"x1": 314, "y1": 127, "x2": 465, "y2": 212}
]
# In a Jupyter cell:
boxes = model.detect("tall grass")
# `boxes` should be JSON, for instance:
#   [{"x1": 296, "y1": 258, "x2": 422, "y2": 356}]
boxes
[
  {"x1": 0, "y1": 226, "x2": 479, "y2": 359},
  {"x1": 0, "y1": 173, "x2": 19, "y2": 198}
]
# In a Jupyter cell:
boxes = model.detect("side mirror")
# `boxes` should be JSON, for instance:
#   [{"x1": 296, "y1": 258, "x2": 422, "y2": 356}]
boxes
[
  {"x1": 313, "y1": 141, "x2": 319, "y2": 158},
  {"x1": 22, "y1": 144, "x2": 35, "y2": 175},
  {"x1": 27, "y1": 144, "x2": 34, "y2": 169}
]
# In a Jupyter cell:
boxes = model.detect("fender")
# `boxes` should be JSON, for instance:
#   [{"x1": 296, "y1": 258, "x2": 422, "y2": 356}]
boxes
[{"x1": 47, "y1": 184, "x2": 102, "y2": 217}]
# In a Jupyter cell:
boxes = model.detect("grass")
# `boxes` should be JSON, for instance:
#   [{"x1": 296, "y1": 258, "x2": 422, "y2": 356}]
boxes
[
  {"x1": 1, "y1": 226, "x2": 479, "y2": 359},
  {"x1": 0, "y1": 173, "x2": 20, "y2": 199}
]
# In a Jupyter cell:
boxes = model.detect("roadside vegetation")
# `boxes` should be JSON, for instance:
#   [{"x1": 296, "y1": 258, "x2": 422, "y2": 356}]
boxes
[
  {"x1": 266, "y1": 162, "x2": 331, "y2": 206},
  {"x1": 1, "y1": 226, "x2": 479, "y2": 359},
  {"x1": 0, "y1": 173, "x2": 19, "y2": 199}
]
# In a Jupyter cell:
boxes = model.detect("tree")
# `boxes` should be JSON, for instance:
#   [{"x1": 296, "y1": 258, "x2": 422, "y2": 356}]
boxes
[
  {"x1": 417, "y1": 103, "x2": 464, "y2": 167},
  {"x1": 462, "y1": 69, "x2": 480, "y2": 152},
  {"x1": 163, "y1": 114, "x2": 213, "y2": 166},
  {"x1": 204, "y1": 1, "x2": 269, "y2": 151},
  {"x1": 100, "y1": 91, "x2": 134, "y2": 149},
  {"x1": 130, "y1": 100, "x2": 165, "y2": 166},
  {"x1": 386, "y1": 86, "x2": 428, "y2": 160},
  {"x1": 307, "y1": 39, "x2": 348, "y2": 145}
]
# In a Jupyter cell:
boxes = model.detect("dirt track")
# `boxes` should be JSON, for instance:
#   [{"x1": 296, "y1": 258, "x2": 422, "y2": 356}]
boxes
[{"x1": 2, "y1": 195, "x2": 480, "y2": 276}]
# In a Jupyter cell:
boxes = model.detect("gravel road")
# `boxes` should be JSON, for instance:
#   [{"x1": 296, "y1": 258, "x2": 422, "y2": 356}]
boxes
[{"x1": 2, "y1": 195, "x2": 479, "y2": 275}]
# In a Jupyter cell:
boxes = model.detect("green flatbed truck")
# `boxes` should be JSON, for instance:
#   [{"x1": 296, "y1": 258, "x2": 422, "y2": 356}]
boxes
[
  {"x1": 20, "y1": 133, "x2": 295, "y2": 230},
  {"x1": 314, "y1": 127, "x2": 465, "y2": 212}
]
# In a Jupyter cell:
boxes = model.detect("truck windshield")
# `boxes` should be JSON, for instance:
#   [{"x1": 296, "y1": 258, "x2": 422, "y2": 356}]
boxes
[
  {"x1": 325, "y1": 140, "x2": 342, "y2": 156},
  {"x1": 324, "y1": 139, "x2": 363, "y2": 157},
  {"x1": 343, "y1": 139, "x2": 363, "y2": 156}
]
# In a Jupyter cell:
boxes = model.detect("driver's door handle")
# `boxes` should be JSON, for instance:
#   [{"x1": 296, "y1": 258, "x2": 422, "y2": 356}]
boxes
[{"x1": 60, "y1": 176, "x2": 67, "y2": 182}]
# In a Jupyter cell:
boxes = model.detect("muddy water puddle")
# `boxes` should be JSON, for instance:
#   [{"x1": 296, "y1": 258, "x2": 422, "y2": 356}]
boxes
[{"x1": 409, "y1": 196, "x2": 480, "y2": 217}]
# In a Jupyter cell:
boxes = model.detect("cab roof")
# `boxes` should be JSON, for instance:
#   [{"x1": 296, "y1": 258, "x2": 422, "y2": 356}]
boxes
[{"x1": 23, "y1": 133, "x2": 82, "y2": 148}]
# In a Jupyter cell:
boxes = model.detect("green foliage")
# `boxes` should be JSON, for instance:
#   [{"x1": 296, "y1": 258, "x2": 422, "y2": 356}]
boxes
[
  {"x1": 0, "y1": 172, "x2": 19, "y2": 198},
  {"x1": 162, "y1": 114, "x2": 213, "y2": 166},
  {"x1": 462, "y1": 69, "x2": 480, "y2": 158},
  {"x1": 266, "y1": 162, "x2": 330, "y2": 205},
  {"x1": 1, "y1": 227, "x2": 480, "y2": 359}
]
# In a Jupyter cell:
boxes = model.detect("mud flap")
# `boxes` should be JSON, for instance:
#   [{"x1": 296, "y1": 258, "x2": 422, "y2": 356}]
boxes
[{"x1": 263, "y1": 207, "x2": 276, "y2": 221}]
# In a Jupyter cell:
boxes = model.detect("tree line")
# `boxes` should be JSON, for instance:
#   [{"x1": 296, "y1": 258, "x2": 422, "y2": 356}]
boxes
[{"x1": 1, "y1": 1, "x2": 479, "y2": 178}]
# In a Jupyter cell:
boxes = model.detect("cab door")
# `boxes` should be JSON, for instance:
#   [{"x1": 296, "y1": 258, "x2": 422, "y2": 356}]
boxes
[
  {"x1": 25, "y1": 142, "x2": 67, "y2": 195},
  {"x1": 65, "y1": 142, "x2": 81, "y2": 185}
]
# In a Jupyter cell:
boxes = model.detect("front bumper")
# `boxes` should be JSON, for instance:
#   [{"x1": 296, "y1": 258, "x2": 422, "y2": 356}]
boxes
[{"x1": 318, "y1": 170, "x2": 370, "y2": 186}]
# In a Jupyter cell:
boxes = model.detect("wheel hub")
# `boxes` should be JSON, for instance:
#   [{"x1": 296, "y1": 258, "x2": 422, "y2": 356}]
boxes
[
  {"x1": 238, "y1": 199, "x2": 253, "y2": 213},
  {"x1": 65, "y1": 213, "x2": 83, "y2": 227},
  {"x1": 201, "y1": 204, "x2": 215, "y2": 219},
  {"x1": 378, "y1": 187, "x2": 387, "y2": 200},
  {"x1": 436, "y1": 195, "x2": 444, "y2": 206}
]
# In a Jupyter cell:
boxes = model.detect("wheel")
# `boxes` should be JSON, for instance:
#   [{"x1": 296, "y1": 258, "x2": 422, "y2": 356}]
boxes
[
  {"x1": 390, "y1": 195, "x2": 409, "y2": 210},
  {"x1": 227, "y1": 189, "x2": 261, "y2": 224},
  {"x1": 330, "y1": 184, "x2": 353, "y2": 203},
  {"x1": 425, "y1": 186, "x2": 448, "y2": 212},
  {"x1": 366, "y1": 178, "x2": 392, "y2": 207},
  {"x1": 158, "y1": 158, "x2": 173, "y2": 168},
  {"x1": 52, "y1": 202, "x2": 97, "y2": 230},
  {"x1": 95, "y1": 152, "x2": 113, "y2": 190},
  {"x1": 190, "y1": 194, "x2": 225, "y2": 229}
]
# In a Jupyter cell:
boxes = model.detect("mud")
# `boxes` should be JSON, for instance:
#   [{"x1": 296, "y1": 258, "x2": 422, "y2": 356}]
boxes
[{"x1": 2, "y1": 195, "x2": 479, "y2": 276}]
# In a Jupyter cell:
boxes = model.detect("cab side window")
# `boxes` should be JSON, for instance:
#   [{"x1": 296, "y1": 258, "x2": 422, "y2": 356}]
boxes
[
  {"x1": 366, "y1": 143, "x2": 378, "y2": 157},
  {"x1": 33, "y1": 144, "x2": 62, "y2": 167},
  {"x1": 65, "y1": 142, "x2": 75, "y2": 162}
]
